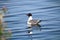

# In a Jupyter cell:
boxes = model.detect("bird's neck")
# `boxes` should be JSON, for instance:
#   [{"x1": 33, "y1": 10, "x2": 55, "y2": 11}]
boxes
[{"x1": 28, "y1": 16, "x2": 33, "y2": 21}]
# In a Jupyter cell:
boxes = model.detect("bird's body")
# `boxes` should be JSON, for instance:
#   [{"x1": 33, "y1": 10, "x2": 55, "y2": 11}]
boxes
[{"x1": 27, "y1": 13, "x2": 41, "y2": 25}]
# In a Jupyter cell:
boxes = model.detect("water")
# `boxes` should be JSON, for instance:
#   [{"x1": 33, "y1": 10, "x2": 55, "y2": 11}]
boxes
[{"x1": 0, "y1": 0, "x2": 60, "y2": 40}]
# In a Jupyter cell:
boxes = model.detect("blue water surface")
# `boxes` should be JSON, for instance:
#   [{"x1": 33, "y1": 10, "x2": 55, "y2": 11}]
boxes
[{"x1": 0, "y1": 0, "x2": 60, "y2": 40}]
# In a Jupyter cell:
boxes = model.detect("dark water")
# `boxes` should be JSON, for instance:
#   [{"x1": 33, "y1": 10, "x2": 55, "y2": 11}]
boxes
[{"x1": 0, "y1": 0, "x2": 60, "y2": 40}]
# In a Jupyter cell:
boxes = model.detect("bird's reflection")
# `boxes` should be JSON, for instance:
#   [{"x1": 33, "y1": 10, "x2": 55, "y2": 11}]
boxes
[
  {"x1": 27, "y1": 24, "x2": 41, "y2": 40},
  {"x1": 27, "y1": 24, "x2": 41, "y2": 34}
]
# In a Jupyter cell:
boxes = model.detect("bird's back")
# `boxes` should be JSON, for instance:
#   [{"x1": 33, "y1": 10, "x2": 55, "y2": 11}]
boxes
[{"x1": 29, "y1": 20, "x2": 40, "y2": 24}]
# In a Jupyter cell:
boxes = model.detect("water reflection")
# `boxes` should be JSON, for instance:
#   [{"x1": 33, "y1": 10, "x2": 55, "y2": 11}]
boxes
[
  {"x1": 27, "y1": 24, "x2": 41, "y2": 34},
  {"x1": 0, "y1": 0, "x2": 60, "y2": 40},
  {"x1": 27, "y1": 24, "x2": 41, "y2": 40}
]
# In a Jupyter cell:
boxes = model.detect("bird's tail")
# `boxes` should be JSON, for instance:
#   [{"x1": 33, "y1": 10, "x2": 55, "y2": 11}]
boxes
[{"x1": 37, "y1": 20, "x2": 41, "y2": 24}]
